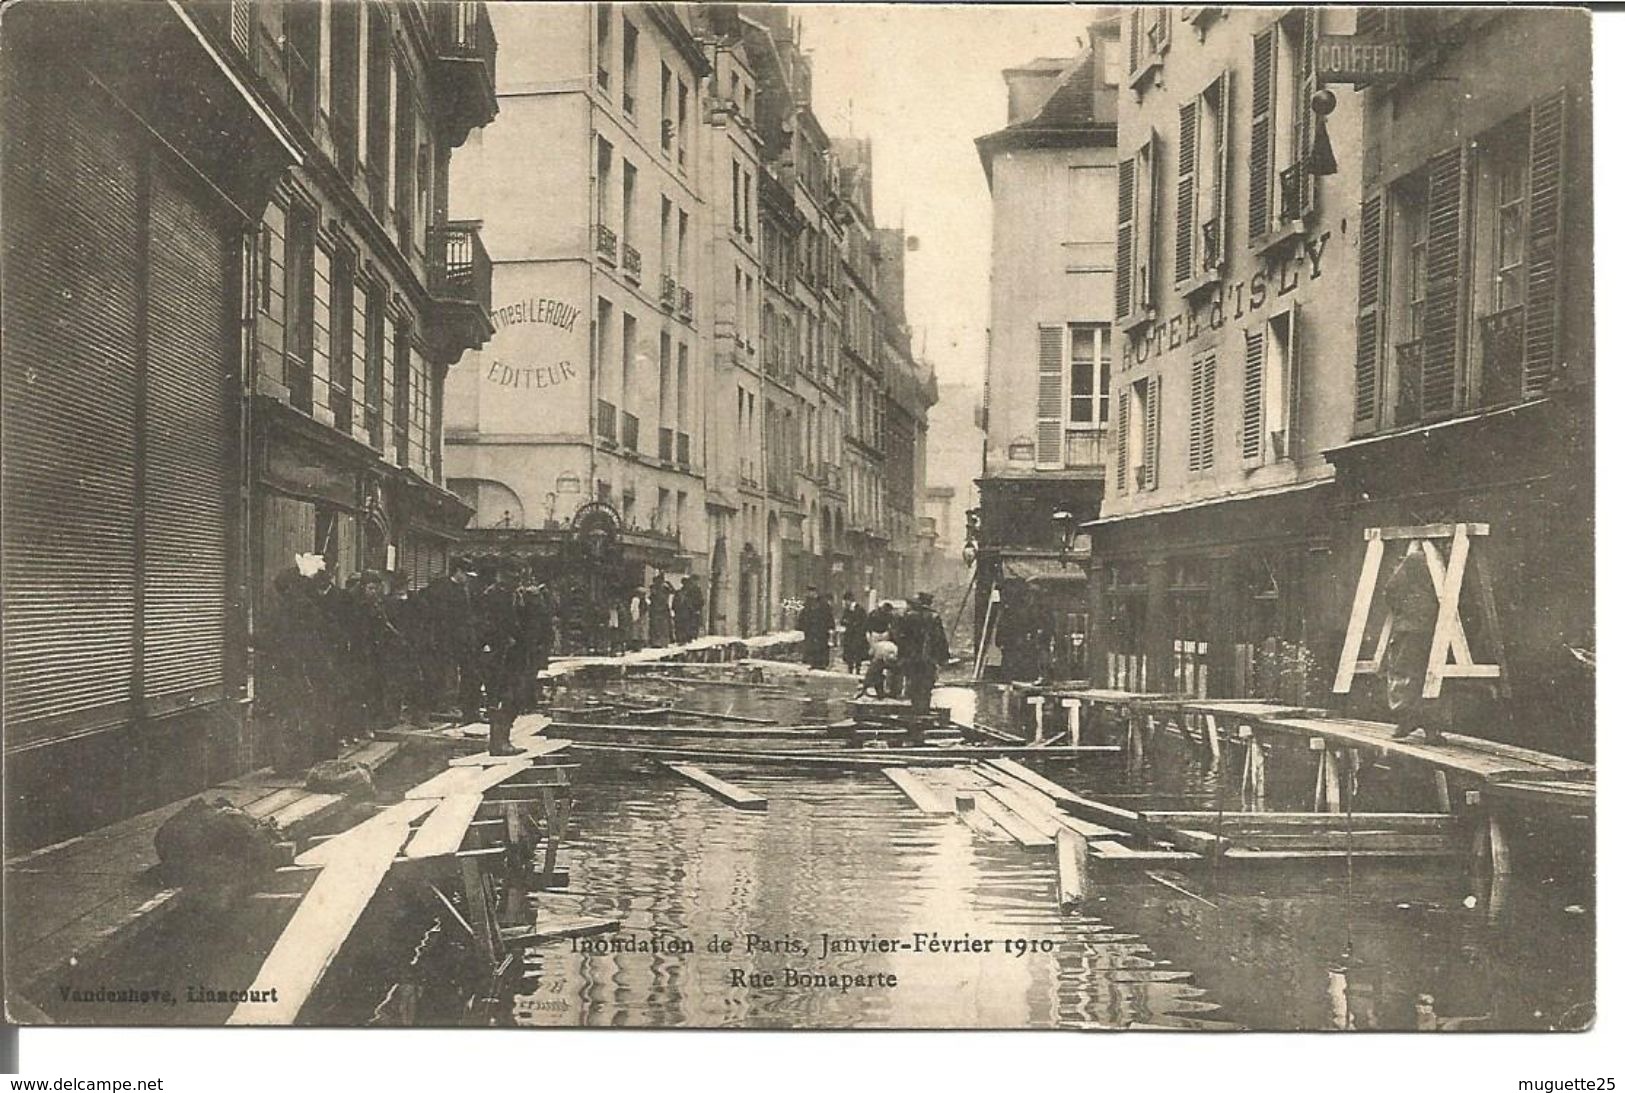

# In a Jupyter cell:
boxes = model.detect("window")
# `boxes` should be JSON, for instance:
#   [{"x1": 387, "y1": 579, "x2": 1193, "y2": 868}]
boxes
[
  {"x1": 1115, "y1": 136, "x2": 1157, "y2": 321},
  {"x1": 678, "y1": 209, "x2": 689, "y2": 286},
  {"x1": 595, "y1": 4, "x2": 613, "y2": 91},
  {"x1": 1248, "y1": 11, "x2": 1317, "y2": 243},
  {"x1": 1068, "y1": 324, "x2": 1111, "y2": 426},
  {"x1": 595, "y1": 295, "x2": 613, "y2": 400},
  {"x1": 1188, "y1": 350, "x2": 1217, "y2": 472},
  {"x1": 677, "y1": 79, "x2": 689, "y2": 168},
  {"x1": 1126, "y1": 6, "x2": 1171, "y2": 89},
  {"x1": 329, "y1": 249, "x2": 355, "y2": 432},
  {"x1": 1177, "y1": 74, "x2": 1231, "y2": 285},
  {"x1": 1242, "y1": 306, "x2": 1298, "y2": 466},
  {"x1": 621, "y1": 314, "x2": 637, "y2": 416},
  {"x1": 1099, "y1": 35, "x2": 1122, "y2": 88},
  {"x1": 1066, "y1": 166, "x2": 1114, "y2": 249},
  {"x1": 660, "y1": 63, "x2": 673, "y2": 153},
  {"x1": 732, "y1": 160, "x2": 742, "y2": 231},
  {"x1": 330, "y1": 2, "x2": 360, "y2": 174},
  {"x1": 284, "y1": 203, "x2": 315, "y2": 412},
  {"x1": 1117, "y1": 375, "x2": 1159, "y2": 492},
  {"x1": 394, "y1": 73, "x2": 416, "y2": 247},
  {"x1": 621, "y1": 18, "x2": 638, "y2": 118},
  {"x1": 365, "y1": 287, "x2": 384, "y2": 448},
  {"x1": 595, "y1": 137, "x2": 614, "y2": 228},
  {"x1": 1385, "y1": 169, "x2": 1431, "y2": 426}
]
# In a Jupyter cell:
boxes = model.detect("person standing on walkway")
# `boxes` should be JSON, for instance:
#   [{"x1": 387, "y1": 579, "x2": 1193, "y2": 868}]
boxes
[
  {"x1": 675, "y1": 576, "x2": 704, "y2": 643},
  {"x1": 628, "y1": 586, "x2": 649, "y2": 650},
  {"x1": 477, "y1": 557, "x2": 529, "y2": 756},
  {"x1": 840, "y1": 591, "x2": 869, "y2": 674},
  {"x1": 426, "y1": 556, "x2": 483, "y2": 724},
  {"x1": 798, "y1": 586, "x2": 833, "y2": 669},
  {"x1": 1381, "y1": 540, "x2": 1446, "y2": 742},
  {"x1": 896, "y1": 592, "x2": 950, "y2": 713},
  {"x1": 519, "y1": 561, "x2": 556, "y2": 712},
  {"x1": 649, "y1": 571, "x2": 674, "y2": 647},
  {"x1": 262, "y1": 563, "x2": 322, "y2": 772}
]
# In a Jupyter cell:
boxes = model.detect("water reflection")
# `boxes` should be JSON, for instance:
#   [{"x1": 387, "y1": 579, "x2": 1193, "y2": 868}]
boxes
[{"x1": 323, "y1": 674, "x2": 1592, "y2": 1030}]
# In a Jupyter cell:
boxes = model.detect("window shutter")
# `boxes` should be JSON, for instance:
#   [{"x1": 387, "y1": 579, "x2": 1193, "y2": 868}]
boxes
[
  {"x1": 1285, "y1": 302, "x2": 1303, "y2": 461},
  {"x1": 1036, "y1": 325, "x2": 1065, "y2": 467},
  {"x1": 1354, "y1": 193, "x2": 1384, "y2": 432},
  {"x1": 1421, "y1": 145, "x2": 1464, "y2": 420},
  {"x1": 1297, "y1": 7, "x2": 1319, "y2": 218},
  {"x1": 1242, "y1": 327, "x2": 1265, "y2": 464},
  {"x1": 1115, "y1": 158, "x2": 1135, "y2": 320},
  {"x1": 1188, "y1": 353, "x2": 1205, "y2": 473},
  {"x1": 1128, "y1": 7, "x2": 1142, "y2": 75},
  {"x1": 1212, "y1": 70, "x2": 1231, "y2": 268},
  {"x1": 1175, "y1": 99, "x2": 1198, "y2": 284},
  {"x1": 1248, "y1": 27, "x2": 1274, "y2": 242},
  {"x1": 1202, "y1": 354, "x2": 1217, "y2": 470},
  {"x1": 1116, "y1": 388, "x2": 1131, "y2": 492},
  {"x1": 1143, "y1": 374, "x2": 1161, "y2": 490},
  {"x1": 1354, "y1": 8, "x2": 1388, "y2": 35},
  {"x1": 1523, "y1": 89, "x2": 1567, "y2": 397},
  {"x1": 1140, "y1": 134, "x2": 1159, "y2": 309}
]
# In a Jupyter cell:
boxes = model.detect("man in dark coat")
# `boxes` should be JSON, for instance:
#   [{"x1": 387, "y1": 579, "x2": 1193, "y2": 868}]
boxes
[
  {"x1": 519, "y1": 561, "x2": 556, "y2": 712},
  {"x1": 262, "y1": 565, "x2": 322, "y2": 772},
  {"x1": 426, "y1": 555, "x2": 482, "y2": 724},
  {"x1": 839, "y1": 592, "x2": 869, "y2": 673},
  {"x1": 477, "y1": 557, "x2": 529, "y2": 756},
  {"x1": 896, "y1": 592, "x2": 950, "y2": 713},
  {"x1": 674, "y1": 576, "x2": 705, "y2": 643},
  {"x1": 865, "y1": 601, "x2": 899, "y2": 697},
  {"x1": 798, "y1": 586, "x2": 833, "y2": 669},
  {"x1": 648, "y1": 571, "x2": 675, "y2": 647},
  {"x1": 1381, "y1": 540, "x2": 1445, "y2": 742}
]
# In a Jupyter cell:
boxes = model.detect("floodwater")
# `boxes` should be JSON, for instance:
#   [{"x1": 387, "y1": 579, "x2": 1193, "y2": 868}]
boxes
[{"x1": 308, "y1": 667, "x2": 1594, "y2": 1031}]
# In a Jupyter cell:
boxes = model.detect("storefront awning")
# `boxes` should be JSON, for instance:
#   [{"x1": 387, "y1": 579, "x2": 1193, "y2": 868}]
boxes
[{"x1": 1002, "y1": 555, "x2": 1091, "y2": 584}]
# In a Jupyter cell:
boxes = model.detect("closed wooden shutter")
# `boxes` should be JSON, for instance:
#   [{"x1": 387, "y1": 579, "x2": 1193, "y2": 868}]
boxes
[
  {"x1": 1116, "y1": 389, "x2": 1131, "y2": 493},
  {"x1": 1188, "y1": 354, "x2": 1205, "y2": 473},
  {"x1": 1137, "y1": 135, "x2": 1159, "y2": 310},
  {"x1": 1175, "y1": 99, "x2": 1198, "y2": 284},
  {"x1": 1115, "y1": 159, "x2": 1135, "y2": 320},
  {"x1": 1242, "y1": 328, "x2": 1265, "y2": 464},
  {"x1": 1354, "y1": 193, "x2": 1384, "y2": 432},
  {"x1": 1036, "y1": 325, "x2": 1065, "y2": 467},
  {"x1": 1142, "y1": 375, "x2": 1161, "y2": 491},
  {"x1": 1523, "y1": 89, "x2": 1567, "y2": 397},
  {"x1": 144, "y1": 155, "x2": 230, "y2": 710},
  {"x1": 1248, "y1": 27, "x2": 1274, "y2": 242},
  {"x1": 229, "y1": 0, "x2": 252, "y2": 54},
  {"x1": 1297, "y1": 8, "x2": 1318, "y2": 218},
  {"x1": 1127, "y1": 7, "x2": 1142, "y2": 76},
  {"x1": 1284, "y1": 303, "x2": 1303, "y2": 461},
  {"x1": 1201, "y1": 354, "x2": 1216, "y2": 470},
  {"x1": 1189, "y1": 352, "x2": 1215, "y2": 472},
  {"x1": 2, "y1": 69, "x2": 141, "y2": 740},
  {"x1": 1210, "y1": 71, "x2": 1231, "y2": 270},
  {"x1": 1421, "y1": 146, "x2": 1464, "y2": 420}
]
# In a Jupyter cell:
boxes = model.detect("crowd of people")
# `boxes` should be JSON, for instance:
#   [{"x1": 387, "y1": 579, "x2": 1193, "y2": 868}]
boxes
[
  {"x1": 258, "y1": 553, "x2": 560, "y2": 769},
  {"x1": 797, "y1": 588, "x2": 951, "y2": 712}
]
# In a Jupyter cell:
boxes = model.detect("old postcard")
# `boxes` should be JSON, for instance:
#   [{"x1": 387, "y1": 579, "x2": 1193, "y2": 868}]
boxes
[{"x1": 1, "y1": 2, "x2": 1594, "y2": 1035}]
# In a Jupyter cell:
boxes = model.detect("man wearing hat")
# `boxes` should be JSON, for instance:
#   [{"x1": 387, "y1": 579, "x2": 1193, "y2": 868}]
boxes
[
  {"x1": 476, "y1": 556, "x2": 529, "y2": 756},
  {"x1": 426, "y1": 555, "x2": 482, "y2": 725},
  {"x1": 895, "y1": 592, "x2": 950, "y2": 713}
]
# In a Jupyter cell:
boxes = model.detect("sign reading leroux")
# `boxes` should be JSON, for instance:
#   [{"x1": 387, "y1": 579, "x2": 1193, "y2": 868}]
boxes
[{"x1": 1316, "y1": 35, "x2": 1412, "y2": 83}]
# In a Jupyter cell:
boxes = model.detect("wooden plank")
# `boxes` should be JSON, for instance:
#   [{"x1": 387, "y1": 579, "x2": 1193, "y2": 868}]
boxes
[
  {"x1": 264, "y1": 792, "x2": 347, "y2": 838},
  {"x1": 1056, "y1": 828, "x2": 1088, "y2": 910},
  {"x1": 661, "y1": 763, "x2": 768, "y2": 811},
  {"x1": 243, "y1": 787, "x2": 306, "y2": 820},
  {"x1": 952, "y1": 794, "x2": 1013, "y2": 843},
  {"x1": 296, "y1": 799, "x2": 439, "y2": 867},
  {"x1": 544, "y1": 721, "x2": 820, "y2": 740},
  {"x1": 446, "y1": 738, "x2": 573, "y2": 767},
  {"x1": 1088, "y1": 840, "x2": 1201, "y2": 863},
  {"x1": 405, "y1": 759, "x2": 531, "y2": 800},
  {"x1": 985, "y1": 757, "x2": 1090, "y2": 808},
  {"x1": 882, "y1": 769, "x2": 954, "y2": 815},
  {"x1": 500, "y1": 916, "x2": 623, "y2": 949},
  {"x1": 227, "y1": 818, "x2": 414, "y2": 1025},
  {"x1": 1334, "y1": 535, "x2": 1386, "y2": 694},
  {"x1": 1142, "y1": 810, "x2": 1457, "y2": 830},
  {"x1": 402, "y1": 794, "x2": 485, "y2": 861},
  {"x1": 1230, "y1": 830, "x2": 1455, "y2": 852},
  {"x1": 567, "y1": 741, "x2": 960, "y2": 768},
  {"x1": 969, "y1": 792, "x2": 1053, "y2": 849},
  {"x1": 985, "y1": 785, "x2": 1064, "y2": 839},
  {"x1": 1369, "y1": 522, "x2": 1490, "y2": 541},
  {"x1": 346, "y1": 740, "x2": 403, "y2": 771}
]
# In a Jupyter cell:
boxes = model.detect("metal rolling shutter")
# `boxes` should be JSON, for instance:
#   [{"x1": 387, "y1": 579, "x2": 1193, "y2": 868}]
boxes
[
  {"x1": 2, "y1": 70, "x2": 141, "y2": 741},
  {"x1": 143, "y1": 155, "x2": 230, "y2": 711}
]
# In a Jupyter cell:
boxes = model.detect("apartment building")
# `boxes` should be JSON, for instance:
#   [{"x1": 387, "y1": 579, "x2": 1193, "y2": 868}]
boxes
[{"x1": 445, "y1": 3, "x2": 709, "y2": 590}]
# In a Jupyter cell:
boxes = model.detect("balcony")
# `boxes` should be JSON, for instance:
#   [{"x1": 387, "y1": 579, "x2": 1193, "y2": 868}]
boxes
[
  {"x1": 1201, "y1": 218, "x2": 1221, "y2": 271},
  {"x1": 430, "y1": 2, "x2": 498, "y2": 147},
  {"x1": 1064, "y1": 429, "x2": 1108, "y2": 470},
  {"x1": 425, "y1": 219, "x2": 494, "y2": 363},
  {"x1": 677, "y1": 286, "x2": 694, "y2": 323},
  {"x1": 658, "y1": 426, "x2": 674, "y2": 464},
  {"x1": 623, "y1": 242, "x2": 642, "y2": 284},
  {"x1": 1394, "y1": 339, "x2": 1425, "y2": 427},
  {"x1": 596, "y1": 224, "x2": 618, "y2": 265},
  {"x1": 597, "y1": 399, "x2": 619, "y2": 446},
  {"x1": 660, "y1": 273, "x2": 676, "y2": 311},
  {"x1": 676, "y1": 431, "x2": 691, "y2": 469},
  {"x1": 1480, "y1": 305, "x2": 1527, "y2": 407},
  {"x1": 1278, "y1": 161, "x2": 1312, "y2": 225},
  {"x1": 620, "y1": 410, "x2": 640, "y2": 453}
]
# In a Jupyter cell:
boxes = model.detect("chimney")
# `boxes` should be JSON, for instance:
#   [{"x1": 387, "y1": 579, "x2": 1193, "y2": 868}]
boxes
[{"x1": 1002, "y1": 59, "x2": 1066, "y2": 124}]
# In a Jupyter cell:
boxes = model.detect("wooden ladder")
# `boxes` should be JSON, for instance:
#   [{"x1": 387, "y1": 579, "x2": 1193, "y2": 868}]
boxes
[{"x1": 1331, "y1": 523, "x2": 1508, "y2": 701}]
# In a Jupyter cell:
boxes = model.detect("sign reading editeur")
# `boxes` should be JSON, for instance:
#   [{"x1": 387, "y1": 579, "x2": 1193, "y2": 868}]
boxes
[{"x1": 1315, "y1": 35, "x2": 1412, "y2": 84}]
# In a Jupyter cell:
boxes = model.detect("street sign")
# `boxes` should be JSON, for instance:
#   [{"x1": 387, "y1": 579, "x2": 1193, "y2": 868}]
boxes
[{"x1": 1316, "y1": 35, "x2": 1412, "y2": 84}]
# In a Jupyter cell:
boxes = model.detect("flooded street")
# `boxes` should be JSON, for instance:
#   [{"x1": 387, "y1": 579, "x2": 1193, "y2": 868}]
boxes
[{"x1": 311, "y1": 670, "x2": 1593, "y2": 1031}]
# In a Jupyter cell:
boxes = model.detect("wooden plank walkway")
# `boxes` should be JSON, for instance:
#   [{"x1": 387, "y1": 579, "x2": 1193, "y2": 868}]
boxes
[
  {"x1": 1260, "y1": 715, "x2": 1594, "y2": 782},
  {"x1": 882, "y1": 769, "x2": 955, "y2": 814},
  {"x1": 402, "y1": 795, "x2": 486, "y2": 861},
  {"x1": 661, "y1": 763, "x2": 768, "y2": 811}
]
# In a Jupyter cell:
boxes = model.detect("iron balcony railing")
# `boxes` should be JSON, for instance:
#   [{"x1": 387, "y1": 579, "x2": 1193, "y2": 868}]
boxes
[
  {"x1": 658, "y1": 426, "x2": 674, "y2": 463},
  {"x1": 596, "y1": 399, "x2": 618, "y2": 445},
  {"x1": 432, "y1": 2, "x2": 496, "y2": 79},
  {"x1": 1394, "y1": 339, "x2": 1425, "y2": 427},
  {"x1": 1480, "y1": 305, "x2": 1527, "y2": 408},
  {"x1": 1201, "y1": 217, "x2": 1221, "y2": 271},
  {"x1": 676, "y1": 431, "x2": 691, "y2": 468},
  {"x1": 660, "y1": 274, "x2": 677, "y2": 311},
  {"x1": 678, "y1": 286, "x2": 694, "y2": 322},
  {"x1": 1279, "y1": 161, "x2": 1309, "y2": 224},
  {"x1": 596, "y1": 224, "x2": 618, "y2": 264},
  {"x1": 623, "y1": 242, "x2": 642, "y2": 283},
  {"x1": 429, "y1": 220, "x2": 492, "y2": 315},
  {"x1": 620, "y1": 410, "x2": 640, "y2": 453}
]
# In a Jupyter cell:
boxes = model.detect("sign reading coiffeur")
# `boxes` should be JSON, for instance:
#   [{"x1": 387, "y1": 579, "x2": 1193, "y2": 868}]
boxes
[{"x1": 1315, "y1": 35, "x2": 1412, "y2": 84}]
